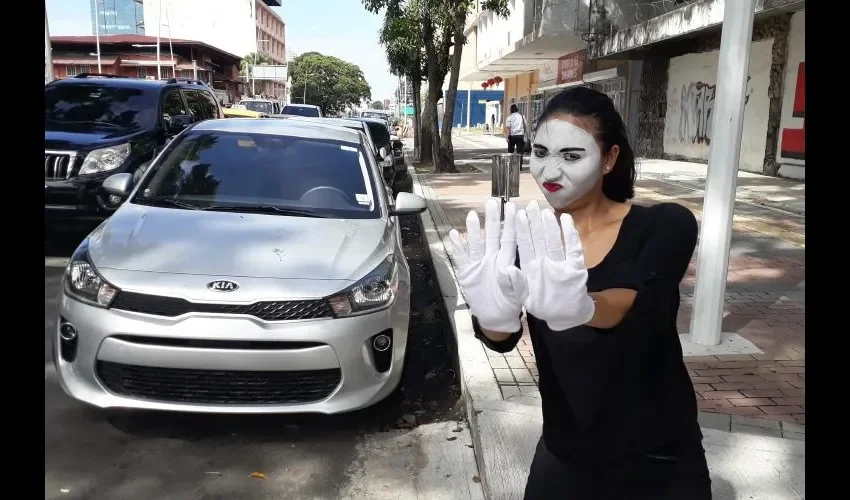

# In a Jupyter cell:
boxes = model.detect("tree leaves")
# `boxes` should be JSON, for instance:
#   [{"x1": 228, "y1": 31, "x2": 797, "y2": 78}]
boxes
[{"x1": 288, "y1": 53, "x2": 372, "y2": 116}]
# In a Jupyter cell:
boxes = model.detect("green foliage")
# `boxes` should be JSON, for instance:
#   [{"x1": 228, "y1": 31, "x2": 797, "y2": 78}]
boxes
[
  {"x1": 239, "y1": 52, "x2": 271, "y2": 77},
  {"x1": 289, "y1": 52, "x2": 372, "y2": 116},
  {"x1": 370, "y1": 100, "x2": 385, "y2": 109}
]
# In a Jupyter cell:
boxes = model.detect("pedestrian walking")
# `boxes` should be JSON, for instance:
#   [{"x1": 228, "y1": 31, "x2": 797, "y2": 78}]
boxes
[
  {"x1": 450, "y1": 86, "x2": 710, "y2": 499},
  {"x1": 504, "y1": 104, "x2": 527, "y2": 153}
]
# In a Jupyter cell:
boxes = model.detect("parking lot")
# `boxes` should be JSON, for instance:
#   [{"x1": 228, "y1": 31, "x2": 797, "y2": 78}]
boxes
[{"x1": 44, "y1": 189, "x2": 475, "y2": 499}]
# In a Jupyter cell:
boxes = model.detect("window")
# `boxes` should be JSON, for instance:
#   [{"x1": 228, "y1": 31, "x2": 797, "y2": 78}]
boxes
[
  {"x1": 182, "y1": 90, "x2": 210, "y2": 119},
  {"x1": 530, "y1": 92, "x2": 544, "y2": 134},
  {"x1": 132, "y1": 131, "x2": 379, "y2": 219},
  {"x1": 198, "y1": 91, "x2": 221, "y2": 118},
  {"x1": 45, "y1": 83, "x2": 157, "y2": 131},
  {"x1": 161, "y1": 88, "x2": 186, "y2": 120},
  {"x1": 137, "y1": 67, "x2": 148, "y2": 79},
  {"x1": 65, "y1": 65, "x2": 91, "y2": 77},
  {"x1": 244, "y1": 101, "x2": 276, "y2": 114}
]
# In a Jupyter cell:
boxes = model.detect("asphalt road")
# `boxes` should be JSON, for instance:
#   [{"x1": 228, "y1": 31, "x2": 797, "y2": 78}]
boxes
[{"x1": 44, "y1": 196, "x2": 475, "y2": 500}]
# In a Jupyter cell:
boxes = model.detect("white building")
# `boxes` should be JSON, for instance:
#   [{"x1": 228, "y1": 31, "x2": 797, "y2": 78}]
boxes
[{"x1": 143, "y1": 0, "x2": 256, "y2": 60}]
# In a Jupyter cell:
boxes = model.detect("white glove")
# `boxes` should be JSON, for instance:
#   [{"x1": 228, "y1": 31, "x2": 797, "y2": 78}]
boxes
[
  {"x1": 516, "y1": 200, "x2": 595, "y2": 331},
  {"x1": 449, "y1": 198, "x2": 528, "y2": 332}
]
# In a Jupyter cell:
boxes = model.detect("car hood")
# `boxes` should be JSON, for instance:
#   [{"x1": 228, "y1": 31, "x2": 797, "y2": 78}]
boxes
[
  {"x1": 45, "y1": 126, "x2": 138, "y2": 150},
  {"x1": 87, "y1": 204, "x2": 392, "y2": 281}
]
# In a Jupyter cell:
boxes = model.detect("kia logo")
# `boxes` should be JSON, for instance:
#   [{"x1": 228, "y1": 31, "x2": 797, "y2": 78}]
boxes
[{"x1": 207, "y1": 280, "x2": 239, "y2": 292}]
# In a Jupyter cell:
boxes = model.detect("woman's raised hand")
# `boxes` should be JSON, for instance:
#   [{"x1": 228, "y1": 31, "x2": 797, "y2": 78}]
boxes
[
  {"x1": 516, "y1": 201, "x2": 595, "y2": 331},
  {"x1": 449, "y1": 198, "x2": 528, "y2": 332}
]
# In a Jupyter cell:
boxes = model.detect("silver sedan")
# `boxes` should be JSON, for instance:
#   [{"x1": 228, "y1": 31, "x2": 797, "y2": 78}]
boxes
[{"x1": 53, "y1": 118, "x2": 427, "y2": 414}]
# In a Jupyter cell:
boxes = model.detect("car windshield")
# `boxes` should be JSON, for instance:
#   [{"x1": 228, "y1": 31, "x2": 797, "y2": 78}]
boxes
[
  {"x1": 363, "y1": 121, "x2": 391, "y2": 148},
  {"x1": 44, "y1": 83, "x2": 157, "y2": 131},
  {"x1": 131, "y1": 130, "x2": 379, "y2": 219},
  {"x1": 241, "y1": 101, "x2": 275, "y2": 114},
  {"x1": 282, "y1": 105, "x2": 320, "y2": 117}
]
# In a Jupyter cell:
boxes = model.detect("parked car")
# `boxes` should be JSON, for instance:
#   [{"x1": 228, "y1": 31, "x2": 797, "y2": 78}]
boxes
[
  {"x1": 223, "y1": 108, "x2": 270, "y2": 118},
  {"x1": 238, "y1": 98, "x2": 280, "y2": 115},
  {"x1": 353, "y1": 117, "x2": 407, "y2": 183},
  {"x1": 280, "y1": 115, "x2": 397, "y2": 188},
  {"x1": 279, "y1": 104, "x2": 323, "y2": 117},
  {"x1": 53, "y1": 117, "x2": 428, "y2": 414},
  {"x1": 45, "y1": 75, "x2": 223, "y2": 224}
]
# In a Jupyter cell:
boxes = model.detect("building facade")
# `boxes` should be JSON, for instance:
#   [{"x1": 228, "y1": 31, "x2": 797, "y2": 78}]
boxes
[
  {"x1": 49, "y1": 35, "x2": 245, "y2": 103},
  {"x1": 141, "y1": 0, "x2": 286, "y2": 99},
  {"x1": 587, "y1": 0, "x2": 806, "y2": 178},
  {"x1": 454, "y1": 0, "x2": 805, "y2": 179},
  {"x1": 90, "y1": 0, "x2": 145, "y2": 35}
]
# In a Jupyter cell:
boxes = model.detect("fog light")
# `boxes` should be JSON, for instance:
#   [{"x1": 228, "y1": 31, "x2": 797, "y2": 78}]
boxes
[
  {"x1": 59, "y1": 322, "x2": 77, "y2": 341},
  {"x1": 373, "y1": 334, "x2": 391, "y2": 352}
]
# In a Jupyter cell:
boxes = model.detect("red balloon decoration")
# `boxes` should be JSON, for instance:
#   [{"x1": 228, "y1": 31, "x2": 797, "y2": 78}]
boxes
[
  {"x1": 481, "y1": 82, "x2": 489, "y2": 89},
  {"x1": 494, "y1": 76, "x2": 503, "y2": 84},
  {"x1": 487, "y1": 78, "x2": 496, "y2": 85}
]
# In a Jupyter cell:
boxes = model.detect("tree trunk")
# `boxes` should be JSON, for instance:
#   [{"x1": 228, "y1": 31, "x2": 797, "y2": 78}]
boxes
[
  {"x1": 412, "y1": 86, "x2": 422, "y2": 155},
  {"x1": 437, "y1": 8, "x2": 466, "y2": 173},
  {"x1": 420, "y1": 17, "x2": 439, "y2": 167}
]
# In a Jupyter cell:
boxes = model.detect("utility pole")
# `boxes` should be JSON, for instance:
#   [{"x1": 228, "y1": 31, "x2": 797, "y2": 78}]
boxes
[
  {"x1": 689, "y1": 0, "x2": 757, "y2": 346},
  {"x1": 45, "y1": 0, "x2": 53, "y2": 82},
  {"x1": 156, "y1": 0, "x2": 162, "y2": 79},
  {"x1": 94, "y1": 0, "x2": 102, "y2": 72}
]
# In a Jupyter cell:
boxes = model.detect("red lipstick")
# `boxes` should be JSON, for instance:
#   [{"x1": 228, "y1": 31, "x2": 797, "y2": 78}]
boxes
[{"x1": 542, "y1": 182, "x2": 563, "y2": 192}]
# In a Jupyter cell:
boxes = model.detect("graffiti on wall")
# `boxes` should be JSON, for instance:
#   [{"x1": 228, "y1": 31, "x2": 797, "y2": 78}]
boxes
[
  {"x1": 780, "y1": 62, "x2": 805, "y2": 160},
  {"x1": 677, "y1": 77, "x2": 751, "y2": 145}
]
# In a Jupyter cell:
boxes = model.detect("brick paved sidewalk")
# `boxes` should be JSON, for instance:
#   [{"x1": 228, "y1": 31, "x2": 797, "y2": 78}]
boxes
[{"x1": 420, "y1": 171, "x2": 805, "y2": 429}]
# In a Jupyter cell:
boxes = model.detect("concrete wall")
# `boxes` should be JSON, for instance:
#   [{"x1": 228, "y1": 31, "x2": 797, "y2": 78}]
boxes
[
  {"x1": 663, "y1": 38, "x2": 773, "y2": 173},
  {"x1": 502, "y1": 71, "x2": 539, "y2": 123},
  {"x1": 776, "y1": 9, "x2": 805, "y2": 179},
  {"x1": 476, "y1": 1, "x2": 530, "y2": 68}
]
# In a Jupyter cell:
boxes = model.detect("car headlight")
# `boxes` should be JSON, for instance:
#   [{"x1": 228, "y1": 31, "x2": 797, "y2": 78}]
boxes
[
  {"x1": 79, "y1": 143, "x2": 131, "y2": 175},
  {"x1": 64, "y1": 241, "x2": 120, "y2": 307},
  {"x1": 328, "y1": 255, "x2": 398, "y2": 317}
]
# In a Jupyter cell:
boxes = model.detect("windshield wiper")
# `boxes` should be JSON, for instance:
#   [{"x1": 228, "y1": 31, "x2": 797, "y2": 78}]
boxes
[
  {"x1": 202, "y1": 205, "x2": 324, "y2": 218},
  {"x1": 135, "y1": 198, "x2": 202, "y2": 210}
]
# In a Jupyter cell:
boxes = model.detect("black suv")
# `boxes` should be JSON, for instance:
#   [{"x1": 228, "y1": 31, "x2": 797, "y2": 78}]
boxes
[{"x1": 45, "y1": 74, "x2": 224, "y2": 223}]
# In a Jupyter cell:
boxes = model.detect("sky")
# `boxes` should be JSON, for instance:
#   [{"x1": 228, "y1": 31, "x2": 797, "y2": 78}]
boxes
[{"x1": 45, "y1": 0, "x2": 397, "y2": 101}]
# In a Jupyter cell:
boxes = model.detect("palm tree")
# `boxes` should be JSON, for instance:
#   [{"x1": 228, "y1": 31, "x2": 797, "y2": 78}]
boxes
[{"x1": 239, "y1": 52, "x2": 271, "y2": 79}]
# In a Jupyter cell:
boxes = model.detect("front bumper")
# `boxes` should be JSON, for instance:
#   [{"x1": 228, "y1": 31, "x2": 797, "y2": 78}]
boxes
[
  {"x1": 53, "y1": 286, "x2": 411, "y2": 414},
  {"x1": 45, "y1": 175, "x2": 117, "y2": 221}
]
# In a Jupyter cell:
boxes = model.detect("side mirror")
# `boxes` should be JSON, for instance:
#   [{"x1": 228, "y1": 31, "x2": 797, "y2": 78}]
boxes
[
  {"x1": 166, "y1": 114, "x2": 194, "y2": 136},
  {"x1": 379, "y1": 146, "x2": 390, "y2": 159},
  {"x1": 390, "y1": 192, "x2": 427, "y2": 216},
  {"x1": 103, "y1": 173, "x2": 134, "y2": 197},
  {"x1": 392, "y1": 140, "x2": 403, "y2": 151}
]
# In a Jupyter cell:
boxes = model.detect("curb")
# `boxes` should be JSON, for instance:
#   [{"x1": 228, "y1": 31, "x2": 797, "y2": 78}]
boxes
[{"x1": 411, "y1": 169, "x2": 804, "y2": 474}]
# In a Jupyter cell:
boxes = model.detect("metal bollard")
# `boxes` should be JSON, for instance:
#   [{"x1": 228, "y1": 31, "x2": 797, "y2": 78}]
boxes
[{"x1": 491, "y1": 153, "x2": 521, "y2": 220}]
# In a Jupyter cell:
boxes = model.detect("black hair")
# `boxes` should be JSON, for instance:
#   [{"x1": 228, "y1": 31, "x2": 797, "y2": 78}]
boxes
[
  {"x1": 510, "y1": 104, "x2": 518, "y2": 114},
  {"x1": 535, "y1": 86, "x2": 636, "y2": 202}
]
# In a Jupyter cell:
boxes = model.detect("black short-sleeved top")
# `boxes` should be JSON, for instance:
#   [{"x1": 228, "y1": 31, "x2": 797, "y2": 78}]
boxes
[{"x1": 472, "y1": 203, "x2": 701, "y2": 466}]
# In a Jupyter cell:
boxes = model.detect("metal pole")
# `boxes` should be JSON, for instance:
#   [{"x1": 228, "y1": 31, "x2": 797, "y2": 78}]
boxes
[
  {"x1": 689, "y1": 0, "x2": 756, "y2": 346},
  {"x1": 302, "y1": 68, "x2": 308, "y2": 103},
  {"x1": 156, "y1": 0, "x2": 162, "y2": 79},
  {"x1": 45, "y1": 0, "x2": 53, "y2": 82},
  {"x1": 166, "y1": 3, "x2": 174, "y2": 78},
  {"x1": 192, "y1": 59, "x2": 197, "y2": 80},
  {"x1": 466, "y1": 85, "x2": 471, "y2": 133},
  {"x1": 94, "y1": 0, "x2": 102, "y2": 73}
]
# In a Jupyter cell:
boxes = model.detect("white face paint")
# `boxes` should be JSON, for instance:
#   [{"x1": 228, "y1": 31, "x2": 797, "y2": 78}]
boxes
[{"x1": 529, "y1": 119, "x2": 603, "y2": 209}]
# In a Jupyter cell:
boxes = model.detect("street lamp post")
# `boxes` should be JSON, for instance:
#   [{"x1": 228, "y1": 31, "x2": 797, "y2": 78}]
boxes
[
  {"x1": 45, "y1": 0, "x2": 53, "y2": 82},
  {"x1": 689, "y1": 0, "x2": 757, "y2": 346}
]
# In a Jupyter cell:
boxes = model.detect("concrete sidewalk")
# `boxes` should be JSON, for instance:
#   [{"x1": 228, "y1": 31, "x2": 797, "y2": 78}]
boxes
[{"x1": 410, "y1": 160, "x2": 805, "y2": 498}]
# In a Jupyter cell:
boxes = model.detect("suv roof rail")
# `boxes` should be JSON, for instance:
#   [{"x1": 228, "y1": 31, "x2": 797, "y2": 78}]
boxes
[
  {"x1": 166, "y1": 78, "x2": 207, "y2": 86},
  {"x1": 73, "y1": 73, "x2": 127, "y2": 79}
]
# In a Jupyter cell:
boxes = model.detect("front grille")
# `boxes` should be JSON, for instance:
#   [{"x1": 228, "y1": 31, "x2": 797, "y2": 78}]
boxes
[
  {"x1": 111, "y1": 291, "x2": 334, "y2": 321},
  {"x1": 45, "y1": 151, "x2": 75, "y2": 179},
  {"x1": 96, "y1": 361, "x2": 341, "y2": 404}
]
